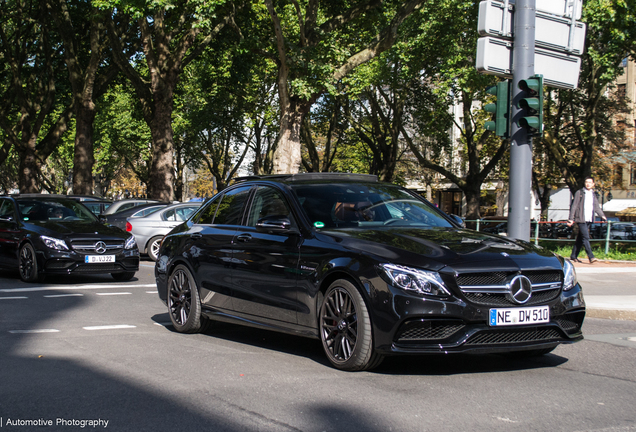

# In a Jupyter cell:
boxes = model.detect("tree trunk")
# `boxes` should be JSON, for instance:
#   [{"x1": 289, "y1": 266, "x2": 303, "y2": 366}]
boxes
[
  {"x1": 273, "y1": 103, "x2": 305, "y2": 174},
  {"x1": 18, "y1": 132, "x2": 40, "y2": 193},
  {"x1": 72, "y1": 101, "x2": 96, "y2": 195},
  {"x1": 464, "y1": 187, "x2": 481, "y2": 222},
  {"x1": 147, "y1": 102, "x2": 175, "y2": 202}
]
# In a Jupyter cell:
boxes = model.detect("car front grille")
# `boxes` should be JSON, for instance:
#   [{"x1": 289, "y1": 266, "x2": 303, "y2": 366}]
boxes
[
  {"x1": 455, "y1": 270, "x2": 563, "y2": 307},
  {"x1": 465, "y1": 328, "x2": 562, "y2": 345},
  {"x1": 70, "y1": 240, "x2": 125, "y2": 255},
  {"x1": 463, "y1": 288, "x2": 561, "y2": 306}
]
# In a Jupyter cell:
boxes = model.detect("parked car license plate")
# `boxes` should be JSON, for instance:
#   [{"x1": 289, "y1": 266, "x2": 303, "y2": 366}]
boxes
[
  {"x1": 85, "y1": 255, "x2": 115, "y2": 263},
  {"x1": 489, "y1": 305, "x2": 549, "y2": 326}
]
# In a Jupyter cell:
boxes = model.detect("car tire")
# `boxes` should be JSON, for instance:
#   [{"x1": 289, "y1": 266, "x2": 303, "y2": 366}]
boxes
[
  {"x1": 19, "y1": 243, "x2": 43, "y2": 283},
  {"x1": 111, "y1": 271, "x2": 136, "y2": 281},
  {"x1": 147, "y1": 236, "x2": 163, "y2": 261},
  {"x1": 319, "y1": 279, "x2": 383, "y2": 371},
  {"x1": 167, "y1": 264, "x2": 211, "y2": 333}
]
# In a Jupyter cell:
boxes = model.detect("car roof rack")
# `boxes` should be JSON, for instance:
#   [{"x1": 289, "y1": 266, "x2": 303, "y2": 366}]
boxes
[{"x1": 232, "y1": 173, "x2": 379, "y2": 184}]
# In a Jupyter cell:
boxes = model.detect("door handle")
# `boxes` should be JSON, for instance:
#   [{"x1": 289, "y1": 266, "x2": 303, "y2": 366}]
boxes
[
  {"x1": 190, "y1": 233, "x2": 203, "y2": 239},
  {"x1": 236, "y1": 233, "x2": 252, "y2": 242}
]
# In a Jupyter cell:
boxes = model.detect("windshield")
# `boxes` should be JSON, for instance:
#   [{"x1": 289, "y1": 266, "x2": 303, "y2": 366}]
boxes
[
  {"x1": 18, "y1": 199, "x2": 98, "y2": 223},
  {"x1": 291, "y1": 182, "x2": 454, "y2": 229}
]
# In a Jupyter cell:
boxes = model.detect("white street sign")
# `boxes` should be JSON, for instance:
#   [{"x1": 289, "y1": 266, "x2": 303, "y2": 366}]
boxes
[
  {"x1": 476, "y1": 37, "x2": 582, "y2": 89},
  {"x1": 478, "y1": 0, "x2": 586, "y2": 55},
  {"x1": 488, "y1": 0, "x2": 582, "y2": 19},
  {"x1": 535, "y1": 0, "x2": 582, "y2": 20}
]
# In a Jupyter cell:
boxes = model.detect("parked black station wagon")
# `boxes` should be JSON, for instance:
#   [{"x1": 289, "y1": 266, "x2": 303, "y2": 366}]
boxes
[
  {"x1": 155, "y1": 173, "x2": 585, "y2": 371},
  {"x1": 0, "y1": 194, "x2": 139, "y2": 282}
]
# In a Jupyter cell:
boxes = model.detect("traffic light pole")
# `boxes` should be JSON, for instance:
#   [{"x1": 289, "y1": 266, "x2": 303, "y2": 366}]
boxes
[{"x1": 508, "y1": 0, "x2": 536, "y2": 241}]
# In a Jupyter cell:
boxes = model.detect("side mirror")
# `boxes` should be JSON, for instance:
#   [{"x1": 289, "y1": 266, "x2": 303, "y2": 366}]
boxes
[
  {"x1": 449, "y1": 214, "x2": 465, "y2": 228},
  {"x1": 256, "y1": 215, "x2": 296, "y2": 233},
  {"x1": 99, "y1": 215, "x2": 107, "y2": 224}
]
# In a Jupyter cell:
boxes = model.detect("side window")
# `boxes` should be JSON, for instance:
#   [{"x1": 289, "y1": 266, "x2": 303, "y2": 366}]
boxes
[
  {"x1": 164, "y1": 209, "x2": 176, "y2": 221},
  {"x1": 247, "y1": 186, "x2": 292, "y2": 227},
  {"x1": 0, "y1": 200, "x2": 15, "y2": 219},
  {"x1": 176, "y1": 206, "x2": 197, "y2": 221},
  {"x1": 196, "y1": 196, "x2": 222, "y2": 224},
  {"x1": 212, "y1": 186, "x2": 252, "y2": 225}
]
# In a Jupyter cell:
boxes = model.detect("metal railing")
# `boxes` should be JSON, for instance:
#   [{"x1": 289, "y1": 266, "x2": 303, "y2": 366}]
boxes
[{"x1": 466, "y1": 220, "x2": 635, "y2": 254}]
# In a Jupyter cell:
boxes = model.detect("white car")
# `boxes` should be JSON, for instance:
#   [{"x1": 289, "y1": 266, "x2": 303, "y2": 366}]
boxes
[{"x1": 126, "y1": 202, "x2": 202, "y2": 260}]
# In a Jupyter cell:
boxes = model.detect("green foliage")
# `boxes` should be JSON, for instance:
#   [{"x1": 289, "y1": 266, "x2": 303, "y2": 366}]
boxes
[{"x1": 93, "y1": 83, "x2": 153, "y2": 195}]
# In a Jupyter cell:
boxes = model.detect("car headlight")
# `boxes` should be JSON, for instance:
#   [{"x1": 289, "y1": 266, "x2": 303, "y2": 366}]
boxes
[
  {"x1": 125, "y1": 236, "x2": 137, "y2": 250},
  {"x1": 41, "y1": 235, "x2": 69, "y2": 251},
  {"x1": 379, "y1": 264, "x2": 450, "y2": 296},
  {"x1": 563, "y1": 259, "x2": 578, "y2": 291}
]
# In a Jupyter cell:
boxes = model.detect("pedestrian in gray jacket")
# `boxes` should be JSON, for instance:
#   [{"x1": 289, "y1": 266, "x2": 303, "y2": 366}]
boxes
[{"x1": 567, "y1": 177, "x2": 606, "y2": 263}]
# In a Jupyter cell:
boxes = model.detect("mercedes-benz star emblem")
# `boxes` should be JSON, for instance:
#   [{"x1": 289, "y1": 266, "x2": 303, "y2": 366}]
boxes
[
  {"x1": 95, "y1": 241, "x2": 107, "y2": 254},
  {"x1": 508, "y1": 275, "x2": 532, "y2": 304}
]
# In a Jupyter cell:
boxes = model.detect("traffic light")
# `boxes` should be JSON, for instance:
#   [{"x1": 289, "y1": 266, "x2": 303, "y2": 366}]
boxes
[
  {"x1": 518, "y1": 75, "x2": 544, "y2": 136},
  {"x1": 484, "y1": 80, "x2": 510, "y2": 138}
]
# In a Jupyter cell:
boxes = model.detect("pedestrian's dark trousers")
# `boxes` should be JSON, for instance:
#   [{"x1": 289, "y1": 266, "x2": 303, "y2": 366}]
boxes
[{"x1": 571, "y1": 222, "x2": 594, "y2": 260}]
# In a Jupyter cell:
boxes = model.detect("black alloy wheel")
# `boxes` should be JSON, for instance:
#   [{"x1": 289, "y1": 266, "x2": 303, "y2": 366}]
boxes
[
  {"x1": 19, "y1": 243, "x2": 41, "y2": 283},
  {"x1": 319, "y1": 279, "x2": 383, "y2": 371},
  {"x1": 167, "y1": 264, "x2": 211, "y2": 333}
]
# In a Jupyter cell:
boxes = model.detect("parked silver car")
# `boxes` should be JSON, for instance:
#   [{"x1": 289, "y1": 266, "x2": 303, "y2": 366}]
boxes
[
  {"x1": 104, "y1": 199, "x2": 161, "y2": 215},
  {"x1": 126, "y1": 202, "x2": 202, "y2": 260}
]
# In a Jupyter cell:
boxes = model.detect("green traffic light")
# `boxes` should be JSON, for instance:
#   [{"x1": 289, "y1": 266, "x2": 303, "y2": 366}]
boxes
[
  {"x1": 519, "y1": 97, "x2": 540, "y2": 112},
  {"x1": 518, "y1": 75, "x2": 543, "y2": 137},
  {"x1": 483, "y1": 81, "x2": 509, "y2": 138},
  {"x1": 519, "y1": 116, "x2": 541, "y2": 130}
]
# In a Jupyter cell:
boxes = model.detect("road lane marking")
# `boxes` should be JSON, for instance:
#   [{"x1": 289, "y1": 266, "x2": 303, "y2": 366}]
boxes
[
  {"x1": 154, "y1": 322, "x2": 173, "y2": 327},
  {"x1": 44, "y1": 294, "x2": 84, "y2": 298},
  {"x1": 83, "y1": 325, "x2": 137, "y2": 330},
  {"x1": 8, "y1": 329, "x2": 60, "y2": 334},
  {"x1": 95, "y1": 292, "x2": 132, "y2": 296},
  {"x1": 0, "y1": 296, "x2": 28, "y2": 300},
  {"x1": 0, "y1": 284, "x2": 156, "y2": 293}
]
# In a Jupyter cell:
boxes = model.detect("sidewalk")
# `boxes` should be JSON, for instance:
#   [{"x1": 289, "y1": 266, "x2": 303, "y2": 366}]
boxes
[{"x1": 572, "y1": 259, "x2": 636, "y2": 321}]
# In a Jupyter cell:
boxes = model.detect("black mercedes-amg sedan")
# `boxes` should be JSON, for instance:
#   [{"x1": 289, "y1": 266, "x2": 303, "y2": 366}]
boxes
[
  {"x1": 0, "y1": 194, "x2": 139, "y2": 282},
  {"x1": 155, "y1": 173, "x2": 585, "y2": 371}
]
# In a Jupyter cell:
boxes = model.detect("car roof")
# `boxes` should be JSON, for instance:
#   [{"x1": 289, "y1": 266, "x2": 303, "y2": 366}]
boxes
[
  {"x1": 232, "y1": 173, "x2": 379, "y2": 185},
  {"x1": 3, "y1": 193, "x2": 75, "y2": 201}
]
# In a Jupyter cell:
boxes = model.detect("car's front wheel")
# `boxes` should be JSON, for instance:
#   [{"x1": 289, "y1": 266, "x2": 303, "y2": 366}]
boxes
[
  {"x1": 319, "y1": 279, "x2": 383, "y2": 371},
  {"x1": 19, "y1": 243, "x2": 42, "y2": 283},
  {"x1": 167, "y1": 264, "x2": 211, "y2": 333},
  {"x1": 147, "y1": 236, "x2": 163, "y2": 261}
]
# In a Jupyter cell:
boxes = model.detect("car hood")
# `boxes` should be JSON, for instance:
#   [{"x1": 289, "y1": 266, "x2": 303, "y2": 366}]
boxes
[
  {"x1": 28, "y1": 220, "x2": 129, "y2": 238},
  {"x1": 316, "y1": 227, "x2": 561, "y2": 273}
]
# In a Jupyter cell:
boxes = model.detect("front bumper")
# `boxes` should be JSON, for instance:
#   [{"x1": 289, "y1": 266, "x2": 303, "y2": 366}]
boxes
[
  {"x1": 37, "y1": 248, "x2": 140, "y2": 275},
  {"x1": 369, "y1": 278, "x2": 585, "y2": 356}
]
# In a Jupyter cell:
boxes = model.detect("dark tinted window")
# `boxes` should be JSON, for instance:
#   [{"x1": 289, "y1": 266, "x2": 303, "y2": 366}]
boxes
[
  {"x1": 211, "y1": 186, "x2": 251, "y2": 225},
  {"x1": 246, "y1": 186, "x2": 292, "y2": 227},
  {"x1": 0, "y1": 199, "x2": 16, "y2": 219},
  {"x1": 291, "y1": 183, "x2": 453, "y2": 229},
  {"x1": 17, "y1": 199, "x2": 96, "y2": 222},
  {"x1": 196, "y1": 196, "x2": 221, "y2": 224}
]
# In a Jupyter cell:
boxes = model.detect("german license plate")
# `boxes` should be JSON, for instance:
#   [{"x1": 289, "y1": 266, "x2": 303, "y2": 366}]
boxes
[
  {"x1": 85, "y1": 255, "x2": 115, "y2": 263},
  {"x1": 489, "y1": 305, "x2": 550, "y2": 326}
]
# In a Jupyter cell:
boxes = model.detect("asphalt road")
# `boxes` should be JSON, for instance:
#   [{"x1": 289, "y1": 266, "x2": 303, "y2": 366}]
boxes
[{"x1": 0, "y1": 261, "x2": 635, "y2": 432}]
